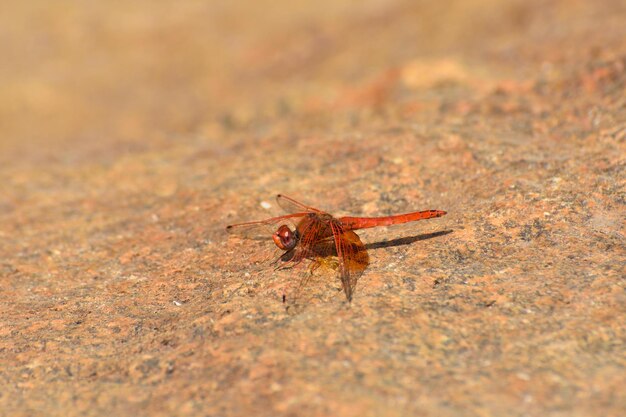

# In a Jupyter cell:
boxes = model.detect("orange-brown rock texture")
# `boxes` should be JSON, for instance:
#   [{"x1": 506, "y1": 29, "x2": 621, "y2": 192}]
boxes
[{"x1": 1, "y1": 1, "x2": 624, "y2": 416}]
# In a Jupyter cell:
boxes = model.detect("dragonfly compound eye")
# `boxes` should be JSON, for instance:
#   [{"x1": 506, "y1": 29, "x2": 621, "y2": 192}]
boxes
[{"x1": 273, "y1": 225, "x2": 297, "y2": 251}]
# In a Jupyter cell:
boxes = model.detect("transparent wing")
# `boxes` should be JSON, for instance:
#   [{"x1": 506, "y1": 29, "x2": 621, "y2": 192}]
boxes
[
  {"x1": 289, "y1": 214, "x2": 330, "y2": 263},
  {"x1": 276, "y1": 194, "x2": 324, "y2": 215},
  {"x1": 225, "y1": 213, "x2": 308, "y2": 240},
  {"x1": 329, "y1": 221, "x2": 370, "y2": 301},
  {"x1": 282, "y1": 214, "x2": 334, "y2": 307}
]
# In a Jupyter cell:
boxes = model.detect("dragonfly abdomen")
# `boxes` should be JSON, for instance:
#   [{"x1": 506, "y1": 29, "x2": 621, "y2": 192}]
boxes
[{"x1": 339, "y1": 210, "x2": 446, "y2": 231}]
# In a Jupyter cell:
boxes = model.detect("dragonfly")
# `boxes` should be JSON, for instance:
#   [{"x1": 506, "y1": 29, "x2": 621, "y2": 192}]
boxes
[{"x1": 226, "y1": 194, "x2": 447, "y2": 302}]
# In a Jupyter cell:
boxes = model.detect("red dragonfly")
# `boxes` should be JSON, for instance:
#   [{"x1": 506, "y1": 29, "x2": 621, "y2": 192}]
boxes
[{"x1": 226, "y1": 194, "x2": 446, "y2": 302}]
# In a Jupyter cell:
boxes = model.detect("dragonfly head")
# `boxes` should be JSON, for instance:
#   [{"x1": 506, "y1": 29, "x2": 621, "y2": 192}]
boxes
[{"x1": 273, "y1": 225, "x2": 298, "y2": 251}]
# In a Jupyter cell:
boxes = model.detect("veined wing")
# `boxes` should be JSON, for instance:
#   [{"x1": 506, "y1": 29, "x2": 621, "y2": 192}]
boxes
[
  {"x1": 329, "y1": 220, "x2": 369, "y2": 301},
  {"x1": 289, "y1": 213, "x2": 332, "y2": 262},
  {"x1": 276, "y1": 194, "x2": 324, "y2": 215},
  {"x1": 282, "y1": 213, "x2": 336, "y2": 306},
  {"x1": 226, "y1": 213, "x2": 309, "y2": 240}
]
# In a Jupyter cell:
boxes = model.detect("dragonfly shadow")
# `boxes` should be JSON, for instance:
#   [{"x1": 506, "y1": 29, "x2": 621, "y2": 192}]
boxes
[{"x1": 364, "y1": 229, "x2": 453, "y2": 251}]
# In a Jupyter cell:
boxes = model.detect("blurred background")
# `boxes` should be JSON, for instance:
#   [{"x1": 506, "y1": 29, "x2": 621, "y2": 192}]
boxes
[{"x1": 2, "y1": 0, "x2": 623, "y2": 163}]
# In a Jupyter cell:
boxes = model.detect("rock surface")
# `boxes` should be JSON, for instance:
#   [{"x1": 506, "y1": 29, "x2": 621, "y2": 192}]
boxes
[{"x1": 1, "y1": 1, "x2": 624, "y2": 416}]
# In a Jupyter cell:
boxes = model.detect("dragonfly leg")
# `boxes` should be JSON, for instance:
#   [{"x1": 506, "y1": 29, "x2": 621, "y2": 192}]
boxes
[
  {"x1": 308, "y1": 260, "x2": 321, "y2": 275},
  {"x1": 273, "y1": 258, "x2": 292, "y2": 271},
  {"x1": 275, "y1": 262, "x2": 297, "y2": 271}
]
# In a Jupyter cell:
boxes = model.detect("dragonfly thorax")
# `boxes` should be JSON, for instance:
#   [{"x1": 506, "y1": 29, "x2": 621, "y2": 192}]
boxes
[{"x1": 273, "y1": 224, "x2": 298, "y2": 251}]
